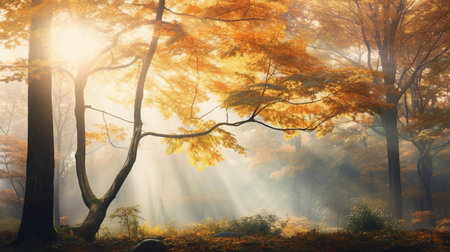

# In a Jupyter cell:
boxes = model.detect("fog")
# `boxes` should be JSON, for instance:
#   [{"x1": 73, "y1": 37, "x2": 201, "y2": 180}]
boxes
[
  {"x1": 56, "y1": 119, "x2": 326, "y2": 230},
  {"x1": 1, "y1": 80, "x2": 449, "y2": 234}
]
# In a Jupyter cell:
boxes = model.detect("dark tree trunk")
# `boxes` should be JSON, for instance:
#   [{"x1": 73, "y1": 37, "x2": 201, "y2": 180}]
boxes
[
  {"x1": 373, "y1": 3, "x2": 403, "y2": 219},
  {"x1": 16, "y1": 0, "x2": 56, "y2": 241},
  {"x1": 417, "y1": 150, "x2": 433, "y2": 212},
  {"x1": 381, "y1": 105, "x2": 402, "y2": 219}
]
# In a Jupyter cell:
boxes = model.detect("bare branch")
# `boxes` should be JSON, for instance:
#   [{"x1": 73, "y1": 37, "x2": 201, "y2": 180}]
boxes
[
  {"x1": 0, "y1": 104, "x2": 14, "y2": 135},
  {"x1": 164, "y1": 7, "x2": 267, "y2": 22},
  {"x1": 89, "y1": 56, "x2": 141, "y2": 75},
  {"x1": 431, "y1": 140, "x2": 450, "y2": 157},
  {"x1": 140, "y1": 116, "x2": 317, "y2": 140},
  {"x1": 55, "y1": 66, "x2": 76, "y2": 83},
  {"x1": 86, "y1": 105, "x2": 134, "y2": 124},
  {"x1": 101, "y1": 113, "x2": 128, "y2": 149}
]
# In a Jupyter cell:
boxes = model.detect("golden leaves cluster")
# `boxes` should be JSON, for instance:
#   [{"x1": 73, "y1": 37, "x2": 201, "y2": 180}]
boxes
[
  {"x1": 164, "y1": 122, "x2": 246, "y2": 171},
  {"x1": 85, "y1": 123, "x2": 127, "y2": 146}
]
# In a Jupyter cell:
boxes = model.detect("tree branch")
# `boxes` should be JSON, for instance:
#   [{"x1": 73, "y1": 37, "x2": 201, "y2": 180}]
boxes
[
  {"x1": 85, "y1": 105, "x2": 134, "y2": 124},
  {"x1": 164, "y1": 7, "x2": 267, "y2": 22},
  {"x1": 89, "y1": 56, "x2": 141, "y2": 75},
  {"x1": 101, "y1": 113, "x2": 128, "y2": 149}
]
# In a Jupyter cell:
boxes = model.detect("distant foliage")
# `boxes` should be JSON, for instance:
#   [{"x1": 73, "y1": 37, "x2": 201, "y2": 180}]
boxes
[
  {"x1": 139, "y1": 223, "x2": 179, "y2": 238},
  {"x1": 346, "y1": 205, "x2": 389, "y2": 233},
  {"x1": 193, "y1": 217, "x2": 230, "y2": 234},
  {"x1": 281, "y1": 216, "x2": 320, "y2": 237},
  {"x1": 436, "y1": 218, "x2": 450, "y2": 231},
  {"x1": 411, "y1": 211, "x2": 438, "y2": 229}
]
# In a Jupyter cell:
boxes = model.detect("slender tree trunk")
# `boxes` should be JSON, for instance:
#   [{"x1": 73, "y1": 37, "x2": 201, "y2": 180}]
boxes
[
  {"x1": 381, "y1": 105, "x2": 402, "y2": 219},
  {"x1": 53, "y1": 100, "x2": 63, "y2": 228},
  {"x1": 72, "y1": 0, "x2": 166, "y2": 241},
  {"x1": 16, "y1": 0, "x2": 56, "y2": 241},
  {"x1": 417, "y1": 150, "x2": 433, "y2": 212},
  {"x1": 54, "y1": 163, "x2": 61, "y2": 228},
  {"x1": 334, "y1": 190, "x2": 339, "y2": 228},
  {"x1": 416, "y1": 148, "x2": 435, "y2": 227}
]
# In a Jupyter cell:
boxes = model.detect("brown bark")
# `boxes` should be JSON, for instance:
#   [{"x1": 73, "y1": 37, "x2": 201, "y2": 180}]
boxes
[{"x1": 16, "y1": 0, "x2": 56, "y2": 241}]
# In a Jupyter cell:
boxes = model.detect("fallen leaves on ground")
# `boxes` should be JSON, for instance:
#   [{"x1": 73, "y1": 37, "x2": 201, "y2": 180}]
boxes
[{"x1": 1, "y1": 230, "x2": 449, "y2": 251}]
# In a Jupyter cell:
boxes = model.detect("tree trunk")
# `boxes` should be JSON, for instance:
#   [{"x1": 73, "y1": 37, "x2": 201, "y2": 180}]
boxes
[
  {"x1": 375, "y1": 2, "x2": 403, "y2": 219},
  {"x1": 72, "y1": 0, "x2": 165, "y2": 241},
  {"x1": 417, "y1": 150, "x2": 433, "y2": 212},
  {"x1": 72, "y1": 200, "x2": 109, "y2": 241},
  {"x1": 381, "y1": 105, "x2": 402, "y2": 219},
  {"x1": 16, "y1": 0, "x2": 56, "y2": 241},
  {"x1": 54, "y1": 163, "x2": 61, "y2": 228}
]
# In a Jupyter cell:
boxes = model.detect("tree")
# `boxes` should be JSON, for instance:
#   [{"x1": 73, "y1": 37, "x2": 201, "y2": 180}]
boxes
[
  {"x1": 65, "y1": 0, "x2": 386, "y2": 240},
  {"x1": 399, "y1": 56, "x2": 450, "y2": 215},
  {"x1": 293, "y1": 0, "x2": 450, "y2": 218},
  {"x1": 15, "y1": 0, "x2": 56, "y2": 241},
  {"x1": 52, "y1": 77, "x2": 76, "y2": 228},
  {"x1": 0, "y1": 135, "x2": 26, "y2": 215},
  {"x1": 0, "y1": 87, "x2": 27, "y2": 216}
]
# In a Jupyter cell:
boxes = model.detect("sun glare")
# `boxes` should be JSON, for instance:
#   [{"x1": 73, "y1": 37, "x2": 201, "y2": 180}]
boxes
[{"x1": 53, "y1": 25, "x2": 101, "y2": 64}]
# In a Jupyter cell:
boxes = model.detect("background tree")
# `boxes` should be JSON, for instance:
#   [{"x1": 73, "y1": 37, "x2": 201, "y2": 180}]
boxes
[
  {"x1": 52, "y1": 77, "x2": 76, "y2": 228},
  {"x1": 293, "y1": 0, "x2": 450, "y2": 218},
  {"x1": 398, "y1": 56, "x2": 450, "y2": 217},
  {"x1": 0, "y1": 86, "x2": 27, "y2": 218},
  {"x1": 0, "y1": 135, "x2": 26, "y2": 216}
]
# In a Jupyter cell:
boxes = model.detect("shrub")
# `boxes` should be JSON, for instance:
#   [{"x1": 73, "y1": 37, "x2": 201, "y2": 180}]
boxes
[
  {"x1": 346, "y1": 205, "x2": 388, "y2": 233},
  {"x1": 228, "y1": 210, "x2": 281, "y2": 236},
  {"x1": 190, "y1": 217, "x2": 230, "y2": 234}
]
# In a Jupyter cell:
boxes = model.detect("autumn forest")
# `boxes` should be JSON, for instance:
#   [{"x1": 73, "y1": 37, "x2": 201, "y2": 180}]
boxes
[{"x1": 0, "y1": 0, "x2": 449, "y2": 251}]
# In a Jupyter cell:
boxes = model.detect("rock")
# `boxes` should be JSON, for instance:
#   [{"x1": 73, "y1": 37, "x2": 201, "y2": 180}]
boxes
[
  {"x1": 212, "y1": 231, "x2": 240, "y2": 238},
  {"x1": 129, "y1": 239, "x2": 167, "y2": 252}
]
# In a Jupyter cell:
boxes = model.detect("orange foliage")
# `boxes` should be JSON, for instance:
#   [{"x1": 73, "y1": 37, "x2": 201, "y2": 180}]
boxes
[
  {"x1": 411, "y1": 211, "x2": 438, "y2": 227},
  {"x1": 85, "y1": 123, "x2": 128, "y2": 146}
]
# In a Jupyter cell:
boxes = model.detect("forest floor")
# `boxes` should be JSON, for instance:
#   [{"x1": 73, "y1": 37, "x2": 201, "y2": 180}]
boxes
[{"x1": 1, "y1": 229, "x2": 449, "y2": 251}]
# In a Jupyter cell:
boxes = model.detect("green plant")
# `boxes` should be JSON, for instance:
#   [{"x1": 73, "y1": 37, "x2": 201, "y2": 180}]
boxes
[
  {"x1": 109, "y1": 205, "x2": 143, "y2": 238},
  {"x1": 345, "y1": 205, "x2": 388, "y2": 233}
]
